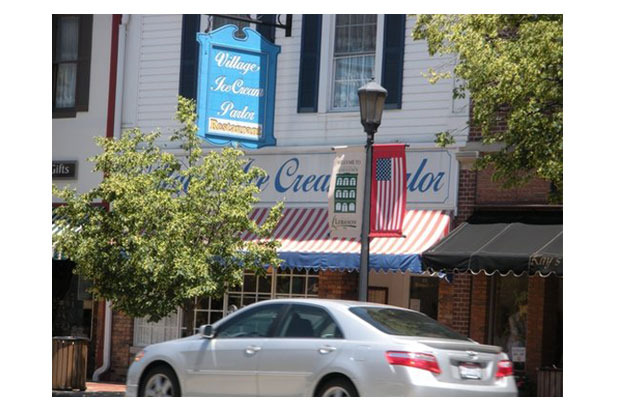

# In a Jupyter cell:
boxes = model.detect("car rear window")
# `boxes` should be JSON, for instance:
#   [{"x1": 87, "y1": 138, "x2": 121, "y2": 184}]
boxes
[{"x1": 350, "y1": 307, "x2": 469, "y2": 340}]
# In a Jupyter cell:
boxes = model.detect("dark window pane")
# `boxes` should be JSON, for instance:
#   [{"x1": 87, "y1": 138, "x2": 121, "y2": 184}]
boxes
[
  {"x1": 409, "y1": 277, "x2": 440, "y2": 320},
  {"x1": 195, "y1": 311, "x2": 209, "y2": 328},
  {"x1": 258, "y1": 275, "x2": 272, "y2": 294},
  {"x1": 211, "y1": 296, "x2": 224, "y2": 310},
  {"x1": 350, "y1": 307, "x2": 469, "y2": 340},
  {"x1": 210, "y1": 311, "x2": 223, "y2": 324},
  {"x1": 307, "y1": 277, "x2": 319, "y2": 295},
  {"x1": 243, "y1": 274, "x2": 257, "y2": 293},
  {"x1": 227, "y1": 295, "x2": 242, "y2": 310},
  {"x1": 276, "y1": 276, "x2": 291, "y2": 294},
  {"x1": 242, "y1": 295, "x2": 257, "y2": 307},
  {"x1": 292, "y1": 277, "x2": 306, "y2": 295}
]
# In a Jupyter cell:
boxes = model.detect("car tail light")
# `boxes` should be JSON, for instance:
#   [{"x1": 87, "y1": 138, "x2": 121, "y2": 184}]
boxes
[
  {"x1": 385, "y1": 351, "x2": 441, "y2": 374},
  {"x1": 495, "y1": 360, "x2": 514, "y2": 378}
]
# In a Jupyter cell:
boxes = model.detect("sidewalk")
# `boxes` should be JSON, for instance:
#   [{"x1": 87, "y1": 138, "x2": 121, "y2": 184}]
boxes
[{"x1": 52, "y1": 381, "x2": 126, "y2": 397}]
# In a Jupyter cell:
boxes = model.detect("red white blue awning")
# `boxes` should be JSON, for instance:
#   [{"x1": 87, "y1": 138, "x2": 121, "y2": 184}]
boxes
[{"x1": 244, "y1": 208, "x2": 450, "y2": 272}]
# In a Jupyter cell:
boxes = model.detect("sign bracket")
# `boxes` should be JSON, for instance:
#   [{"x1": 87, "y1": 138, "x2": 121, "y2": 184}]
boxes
[{"x1": 206, "y1": 14, "x2": 292, "y2": 37}]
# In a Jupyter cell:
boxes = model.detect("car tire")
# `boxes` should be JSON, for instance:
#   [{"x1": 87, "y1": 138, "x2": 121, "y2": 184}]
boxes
[
  {"x1": 316, "y1": 376, "x2": 359, "y2": 397},
  {"x1": 138, "y1": 364, "x2": 181, "y2": 397}
]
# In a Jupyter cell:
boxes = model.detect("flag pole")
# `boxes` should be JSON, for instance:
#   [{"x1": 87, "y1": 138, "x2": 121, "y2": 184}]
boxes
[{"x1": 358, "y1": 132, "x2": 374, "y2": 302}]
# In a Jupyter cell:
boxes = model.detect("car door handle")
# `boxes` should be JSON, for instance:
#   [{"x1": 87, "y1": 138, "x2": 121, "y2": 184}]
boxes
[
  {"x1": 318, "y1": 345, "x2": 337, "y2": 355},
  {"x1": 245, "y1": 345, "x2": 262, "y2": 355}
]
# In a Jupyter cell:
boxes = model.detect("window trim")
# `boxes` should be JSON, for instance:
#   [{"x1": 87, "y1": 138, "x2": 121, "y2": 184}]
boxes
[
  {"x1": 52, "y1": 14, "x2": 93, "y2": 118},
  {"x1": 318, "y1": 14, "x2": 384, "y2": 113}
]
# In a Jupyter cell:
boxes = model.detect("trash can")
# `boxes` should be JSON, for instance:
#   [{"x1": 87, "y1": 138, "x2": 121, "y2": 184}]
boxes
[{"x1": 52, "y1": 336, "x2": 89, "y2": 391}]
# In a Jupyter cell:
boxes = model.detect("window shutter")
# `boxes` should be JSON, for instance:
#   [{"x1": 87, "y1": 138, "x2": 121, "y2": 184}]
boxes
[
  {"x1": 257, "y1": 14, "x2": 276, "y2": 43},
  {"x1": 179, "y1": 14, "x2": 201, "y2": 100},
  {"x1": 297, "y1": 14, "x2": 322, "y2": 113},
  {"x1": 75, "y1": 14, "x2": 93, "y2": 112},
  {"x1": 381, "y1": 14, "x2": 405, "y2": 110}
]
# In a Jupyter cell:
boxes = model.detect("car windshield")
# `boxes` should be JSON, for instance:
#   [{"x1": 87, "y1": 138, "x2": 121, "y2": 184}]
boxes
[{"x1": 350, "y1": 306, "x2": 470, "y2": 340}]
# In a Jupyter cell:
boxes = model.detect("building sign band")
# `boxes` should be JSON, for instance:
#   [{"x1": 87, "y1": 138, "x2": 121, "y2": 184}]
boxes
[{"x1": 196, "y1": 25, "x2": 280, "y2": 149}]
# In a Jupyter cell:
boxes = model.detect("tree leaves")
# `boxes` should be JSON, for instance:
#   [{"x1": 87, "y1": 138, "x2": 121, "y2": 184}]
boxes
[
  {"x1": 413, "y1": 14, "x2": 563, "y2": 202},
  {"x1": 53, "y1": 97, "x2": 282, "y2": 321}
]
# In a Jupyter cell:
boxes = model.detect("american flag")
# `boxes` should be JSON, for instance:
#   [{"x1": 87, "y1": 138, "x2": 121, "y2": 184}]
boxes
[{"x1": 370, "y1": 145, "x2": 407, "y2": 237}]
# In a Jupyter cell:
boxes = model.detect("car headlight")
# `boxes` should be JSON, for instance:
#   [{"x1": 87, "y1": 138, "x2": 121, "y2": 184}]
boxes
[{"x1": 134, "y1": 349, "x2": 146, "y2": 363}]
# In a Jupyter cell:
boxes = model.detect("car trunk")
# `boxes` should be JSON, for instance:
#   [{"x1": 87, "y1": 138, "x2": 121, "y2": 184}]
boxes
[{"x1": 394, "y1": 337, "x2": 505, "y2": 385}]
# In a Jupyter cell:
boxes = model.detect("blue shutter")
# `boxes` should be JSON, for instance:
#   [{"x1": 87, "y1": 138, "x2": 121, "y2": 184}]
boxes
[
  {"x1": 381, "y1": 14, "x2": 405, "y2": 110},
  {"x1": 179, "y1": 14, "x2": 201, "y2": 100},
  {"x1": 297, "y1": 15, "x2": 322, "y2": 113},
  {"x1": 257, "y1": 14, "x2": 276, "y2": 43}
]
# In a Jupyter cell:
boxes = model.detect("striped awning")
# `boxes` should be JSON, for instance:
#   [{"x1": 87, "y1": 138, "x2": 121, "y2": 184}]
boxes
[{"x1": 244, "y1": 208, "x2": 450, "y2": 272}]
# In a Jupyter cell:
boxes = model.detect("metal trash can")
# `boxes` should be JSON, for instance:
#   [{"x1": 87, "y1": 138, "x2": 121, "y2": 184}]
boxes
[
  {"x1": 537, "y1": 367, "x2": 563, "y2": 397},
  {"x1": 52, "y1": 336, "x2": 89, "y2": 391}
]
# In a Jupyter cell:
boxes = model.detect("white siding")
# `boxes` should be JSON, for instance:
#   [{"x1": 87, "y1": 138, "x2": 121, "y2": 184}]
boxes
[
  {"x1": 121, "y1": 14, "x2": 468, "y2": 148},
  {"x1": 52, "y1": 15, "x2": 113, "y2": 199}
]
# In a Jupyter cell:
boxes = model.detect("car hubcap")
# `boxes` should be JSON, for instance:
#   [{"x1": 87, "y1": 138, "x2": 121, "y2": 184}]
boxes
[
  {"x1": 322, "y1": 386, "x2": 350, "y2": 397},
  {"x1": 144, "y1": 374, "x2": 174, "y2": 397}
]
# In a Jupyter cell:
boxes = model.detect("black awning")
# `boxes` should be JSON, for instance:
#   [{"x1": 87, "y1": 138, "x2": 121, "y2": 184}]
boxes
[{"x1": 422, "y1": 211, "x2": 562, "y2": 276}]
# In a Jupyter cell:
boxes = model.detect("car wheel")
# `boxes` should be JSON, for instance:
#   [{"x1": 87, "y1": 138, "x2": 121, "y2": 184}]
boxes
[
  {"x1": 138, "y1": 365, "x2": 180, "y2": 397},
  {"x1": 316, "y1": 377, "x2": 358, "y2": 397}
]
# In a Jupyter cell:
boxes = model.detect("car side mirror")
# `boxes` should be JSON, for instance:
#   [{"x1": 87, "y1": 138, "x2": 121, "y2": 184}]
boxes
[{"x1": 199, "y1": 324, "x2": 215, "y2": 339}]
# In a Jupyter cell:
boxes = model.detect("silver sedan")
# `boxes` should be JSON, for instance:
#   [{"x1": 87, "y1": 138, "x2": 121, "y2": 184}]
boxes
[{"x1": 125, "y1": 299, "x2": 517, "y2": 396}]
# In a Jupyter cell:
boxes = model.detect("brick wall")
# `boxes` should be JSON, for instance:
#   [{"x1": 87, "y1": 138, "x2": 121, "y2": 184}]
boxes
[
  {"x1": 454, "y1": 168, "x2": 477, "y2": 228},
  {"x1": 107, "y1": 310, "x2": 134, "y2": 382},
  {"x1": 469, "y1": 275, "x2": 489, "y2": 343},
  {"x1": 318, "y1": 270, "x2": 359, "y2": 300},
  {"x1": 438, "y1": 274, "x2": 471, "y2": 336},
  {"x1": 475, "y1": 166, "x2": 551, "y2": 205}
]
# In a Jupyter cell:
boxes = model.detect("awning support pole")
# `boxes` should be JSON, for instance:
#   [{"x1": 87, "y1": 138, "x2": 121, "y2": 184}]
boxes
[{"x1": 358, "y1": 132, "x2": 374, "y2": 302}]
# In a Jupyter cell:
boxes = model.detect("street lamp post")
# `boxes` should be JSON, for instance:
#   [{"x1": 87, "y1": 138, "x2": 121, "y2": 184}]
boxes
[{"x1": 357, "y1": 79, "x2": 387, "y2": 302}]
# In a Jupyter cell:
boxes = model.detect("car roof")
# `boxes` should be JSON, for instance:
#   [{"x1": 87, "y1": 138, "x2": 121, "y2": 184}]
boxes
[{"x1": 250, "y1": 298, "x2": 409, "y2": 311}]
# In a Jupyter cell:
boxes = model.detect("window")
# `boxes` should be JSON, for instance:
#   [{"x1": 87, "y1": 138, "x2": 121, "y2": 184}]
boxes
[
  {"x1": 350, "y1": 306, "x2": 469, "y2": 340},
  {"x1": 217, "y1": 304, "x2": 284, "y2": 338},
  {"x1": 489, "y1": 276, "x2": 528, "y2": 364},
  {"x1": 134, "y1": 311, "x2": 182, "y2": 347},
  {"x1": 278, "y1": 304, "x2": 343, "y2": 339},
  {"x1": 180, "y1": 269, "x2": 320, "y2": 337},
  {"x1": 332, "y1": 14, "x2": 377, "y2": 109},
  {"x1": 228, "y1": 273, "x2": 274, "y2": 309},
  {"x1": 52, "y1": 15, "x2": 92, "y2": 117},
  {"x1": 275, "y1": 268, "x2": 319, "y2": 298},
  {"x1": 181, "y1": 296, "x2": 225, "y2": 337},
  {"x1": 211, "y1": 14, "x2": 251, "y2": 32},
  {"x1": 409, "y1": 276, "x2": 440, "y2": 320}
]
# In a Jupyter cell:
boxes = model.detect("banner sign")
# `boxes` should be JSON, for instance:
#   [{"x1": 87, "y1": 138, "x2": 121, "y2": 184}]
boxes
[
  {"x1": 196, "y1": 25, "x2": 280, "y2": 149},
  {"x1": 241, "y1": 149, "x2": 455, "y2": 209},
  {"x1": 370, "y1": 144, "x2": 407, "y2": 237},
  {"x1": 328, "y1": 147, "x2": 366, "y2": 238}
]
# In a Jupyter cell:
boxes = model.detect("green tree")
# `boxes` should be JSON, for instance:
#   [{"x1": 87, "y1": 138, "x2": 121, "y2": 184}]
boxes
[
  {"x1": 413, "y1": 14, "x2": 563, "y2": 202},
  {"x1": 53, "y1": 97, "x2": 282, "y2": 321}
]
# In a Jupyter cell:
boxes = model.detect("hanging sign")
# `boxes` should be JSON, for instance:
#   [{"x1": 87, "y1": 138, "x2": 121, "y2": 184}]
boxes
[
  {"x1": 328, "y1": 147, "x2": 366, "y2": 238},
  {"x1": 196, "y1": 25, "x2": 280, "y2": 149}
]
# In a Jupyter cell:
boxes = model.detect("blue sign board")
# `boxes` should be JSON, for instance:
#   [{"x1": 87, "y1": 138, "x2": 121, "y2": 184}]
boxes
[{"x1": 196, "y1": 25, "x2": 280, "y2": 149}]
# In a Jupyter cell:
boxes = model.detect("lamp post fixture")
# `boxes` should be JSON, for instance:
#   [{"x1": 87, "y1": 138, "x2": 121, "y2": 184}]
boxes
[{"x1": 357, "y1": 79, "x2": 387, "y2": 302}]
